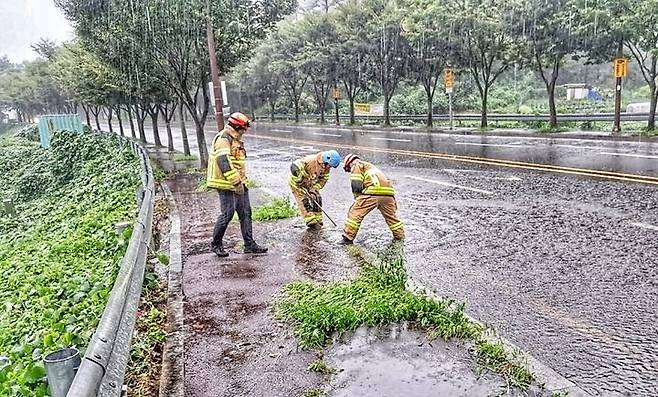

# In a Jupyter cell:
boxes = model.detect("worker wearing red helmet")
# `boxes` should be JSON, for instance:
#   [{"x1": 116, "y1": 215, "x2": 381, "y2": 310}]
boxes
[
  {"x1": 207, "y1": 112, "x2": 267, "y2": 257},
  {"x1": 340, "y1": 153, "x2": 404, "y2": 244}
]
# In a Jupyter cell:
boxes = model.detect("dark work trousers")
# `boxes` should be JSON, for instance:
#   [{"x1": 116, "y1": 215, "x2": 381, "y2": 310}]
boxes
[{"x1": 211, "y1": 188, "x2": 256, "y2": 248}]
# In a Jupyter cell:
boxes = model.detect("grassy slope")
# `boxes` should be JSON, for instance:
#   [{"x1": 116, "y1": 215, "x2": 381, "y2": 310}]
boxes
[{"x1": 0, "y1": 129, "x2": 140, "y2": 396}]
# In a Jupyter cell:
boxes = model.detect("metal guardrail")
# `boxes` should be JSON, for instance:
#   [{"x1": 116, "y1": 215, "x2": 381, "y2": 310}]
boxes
[
  {"x1": 265, "y1": 112, "x2": 651, "y2": 123},
  {"x1": 66, "y1": 134, "x2": 155, "y2": 397}
]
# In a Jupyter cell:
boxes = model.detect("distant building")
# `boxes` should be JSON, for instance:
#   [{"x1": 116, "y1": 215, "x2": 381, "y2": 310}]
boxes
[
  {"x1": 564, "y1": 83, "x2": 589, "y2": 100},
  {"x1": 564, "y1": 84, "x2": 603, "y2": 101}
]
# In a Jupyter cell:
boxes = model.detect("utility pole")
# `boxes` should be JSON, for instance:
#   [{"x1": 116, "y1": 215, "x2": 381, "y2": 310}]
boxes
[
  {"x1": 612, "y1": 40, "x2": 624, "y2": 135},
  {"x1": 206, "y1": 0, "x2": 225, "y2": 132},
  {"x1": 333, "y1": 84, "x2": 340, "y2": 125}
]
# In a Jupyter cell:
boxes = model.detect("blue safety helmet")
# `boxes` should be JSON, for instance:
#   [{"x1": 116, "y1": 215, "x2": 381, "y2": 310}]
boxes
[{"x1": 322, "y1": 150, "x2": 341, "y2": 168}]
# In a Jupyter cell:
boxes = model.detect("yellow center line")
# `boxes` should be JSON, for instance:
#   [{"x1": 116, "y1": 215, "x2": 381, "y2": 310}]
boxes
[{"x1": 250, "y1": 134, "x2": 658, "y2": 186}]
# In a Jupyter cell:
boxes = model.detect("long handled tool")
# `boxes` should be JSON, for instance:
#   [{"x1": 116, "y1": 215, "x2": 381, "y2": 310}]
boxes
[{"x1": 308, "y1": 195, "x2": 338, "y2": 227}]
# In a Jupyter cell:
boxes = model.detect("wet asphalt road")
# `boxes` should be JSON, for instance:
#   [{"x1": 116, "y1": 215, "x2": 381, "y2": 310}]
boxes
[{"x1": 132, "y1": 121, "x2": 658, "y2": 395}]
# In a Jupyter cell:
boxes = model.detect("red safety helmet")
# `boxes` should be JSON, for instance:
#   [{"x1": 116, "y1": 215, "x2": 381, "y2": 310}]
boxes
[
  {"x1": 227, "y1": 112, "x2": 251, "y2": 130},
  {"x1": 343, "y1": 153, "x2": 360, "y2": 172}
]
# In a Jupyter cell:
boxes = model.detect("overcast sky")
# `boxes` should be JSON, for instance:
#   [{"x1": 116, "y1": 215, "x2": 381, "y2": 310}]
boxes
[{"x1": 0, "y1": 0, "x2": 73, "y2": 63}]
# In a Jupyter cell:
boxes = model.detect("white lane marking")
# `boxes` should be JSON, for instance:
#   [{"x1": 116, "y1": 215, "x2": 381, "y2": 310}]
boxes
[
  {"x1": 290, "y1": 145, "x2": 319, "y2": 152},
  {"x1": 405, "y1": 175, "x2": 494, "y2": 195},
  {"x1": 455, "y1": 142, "x2": 528, "y2": 148},
  {"x1": 599, "y1": 152, "x2": 658, "y2": 159},
  {"x1": 630, "y1": 222, "x2": 658, "y2": 231},
  {"x1": 313, "y1": 132, "x2": 342, "y2": 137},
  {"x1": 370, "y1": 137, "x2": 412, "y2": 142},
  {"x1": 271, "y1": 129, "x2": 293, "y2": 133},
  {"x1": 443, "y1": 169, "x2": 522, "y2": 181},
  {"x1": 249, "y1": 148, "x2": 280, "y2": 157}
]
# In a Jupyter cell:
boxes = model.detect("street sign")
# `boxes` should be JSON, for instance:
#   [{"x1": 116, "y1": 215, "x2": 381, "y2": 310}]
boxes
[
  {"x1": 333, "y1": 87, "x2": 341, "y2": 99},
  {"x1": 614, "y1": 58, "x2": 628, "y2": 78},
  {"x1": 444, "y1": 67, "x2": 455, "y2": 89},
  {"x1": 354, "y1": 103, "x2": 371, "y2": 114}
]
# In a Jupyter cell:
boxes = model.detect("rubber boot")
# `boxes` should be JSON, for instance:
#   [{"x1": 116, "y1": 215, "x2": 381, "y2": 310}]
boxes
[
  {"x1": 244, "y1": 243, "x2": 268, "y2": 254},
  {"x1": 212, "y1": 245, "x2": 229, "y2": 258}
]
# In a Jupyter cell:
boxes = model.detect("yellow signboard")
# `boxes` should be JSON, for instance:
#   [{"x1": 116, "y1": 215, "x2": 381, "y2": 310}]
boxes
[
  {"x1": 614, "y1": 58, "x2": 628, "y2": 78},
  {"x1": 354, "y1": 103, "x2": 371, "y2": 113},
  {"x1": 333, "y1": 87, "x2": 342, "y2": 99},
  {"x1": 444, "y1": 68, "x2": 455, "y2": 88}
]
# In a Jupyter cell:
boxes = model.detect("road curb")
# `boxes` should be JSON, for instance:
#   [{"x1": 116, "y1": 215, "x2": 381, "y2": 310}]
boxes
[
  {"x1": 158, "y1": 182, "x2": 185, "y2": 397},
  {"x1": 355, "y1": 247, "x2": 592, "y2": 397}
]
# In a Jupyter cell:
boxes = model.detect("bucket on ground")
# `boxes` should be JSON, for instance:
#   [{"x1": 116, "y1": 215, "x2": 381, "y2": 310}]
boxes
[{"x1": 43, "y1": 348, "x2": 81, "y2": 397}]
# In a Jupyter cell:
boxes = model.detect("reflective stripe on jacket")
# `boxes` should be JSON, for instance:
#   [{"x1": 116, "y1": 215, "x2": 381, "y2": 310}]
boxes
[
  {"x1": 207, "y1": 125, "x2": 246, "y2": 191},
  {"x1": 350, "y1": 160, "x2": 395, "y2": 196},
  {"x1": 289, "y1": 152, "x2": 330, "y2": 192}
]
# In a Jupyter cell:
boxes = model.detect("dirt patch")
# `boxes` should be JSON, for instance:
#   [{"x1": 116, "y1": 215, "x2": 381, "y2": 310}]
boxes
[{"x1": 168, "y1": 173, "x2": 357, "y2": 397}]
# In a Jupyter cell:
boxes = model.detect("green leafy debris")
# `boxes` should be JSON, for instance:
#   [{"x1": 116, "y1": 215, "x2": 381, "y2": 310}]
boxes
[
  {"x1": 252, "y1": 197, "x2": 297, "y2": 221},
  {"x1": 0, "y1": 130, "x2": 140, "y2": 396}
]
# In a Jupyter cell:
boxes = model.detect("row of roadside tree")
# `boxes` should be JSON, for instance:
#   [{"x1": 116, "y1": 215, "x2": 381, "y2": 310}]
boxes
[{"x1": 236, "y1": 0, "x2": 658, "y2": 130}]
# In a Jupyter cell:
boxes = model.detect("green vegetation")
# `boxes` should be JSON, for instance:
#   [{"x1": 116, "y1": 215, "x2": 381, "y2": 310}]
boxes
[
  {"x1": 174, "y1": 153, "x2": 198, "y2": 162},
  {"x1": 245, "y1": 179, "x2": 260, "y2": 189},
  {"x1": 307, "y1": 359, "x2": 336, "y2": 376},
  {"x1": 0, "y1": 130, "x2": 140, "y2": 396},
  {"x1": 475, "y1": 339, "x2": 533, "y2": 389},
  {"x1": 125, "y1": 265, "x2": 168, "y2": 396},
  {"x1": 252, "y1": 197, "x2": 297, "y2": 221},
  {"x1": 301, "y1": 388, "x2": 326, "y2": 397},
  {"x1": 278, "y1": 250, "x2": 534, "y2": 390}
]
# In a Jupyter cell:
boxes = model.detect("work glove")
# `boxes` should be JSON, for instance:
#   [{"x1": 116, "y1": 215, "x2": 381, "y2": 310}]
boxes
[{"x1": 235, "y1": 183, "x2": 245, "y2": 195}]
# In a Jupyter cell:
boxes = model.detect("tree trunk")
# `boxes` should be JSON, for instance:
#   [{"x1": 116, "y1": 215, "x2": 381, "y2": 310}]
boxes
[
  {"x1": 294, "y1": 98, "x2": 300, "y2": 123},
  {"x1": 178, "y1": 103, "x2": 191, "y2": 156},
  {"x1": 149, "y1": 109, "x2": 163, "y2": 147},
  {"x1": 127, "y1": 106, "x2": 136, "y2": 138},
  {"x1": 136, "y1": 108, "x2": 147, "y2": 143},
  {"x1": 349, "y1": 97, "x2": 355, "y2": 125},
  {"x1": 648, "y1": 86, "x2": 657, "y2": 131},
  {"x1": 116, "y1": 110, "x2": 125, "y2": 136},
  {"x1": 383, "y1": 94, "x2": 391, "y2": 127},
  {"x1": 426, "y1": 91, "x2": 433, "y2": 128},
  {"x1": 480, "y1": 88, "x2": 489, "y2": 129},
  {"x1": 270, "y1": 101, "x2": 276, "y2": 122},
  {"x1": 166, "y1": 121, "x2": 174, "y2": 152},
  {"x1": 94, "y1": 113, "x2": 101, "y2": 131},
  {"x1": 320, "y1": 103, "x2": 326, "y2": 124},
  {"x1": 82, "y1": 105, "x2": 91, "y2": 128},
  {"x1": 547, "y1": 82, "x2": 558, "y2": 129},
  {"x1": 106, "y1": 108, "x2": 114, "y2": 133},
  {"x1": 195, "y1": 121, "x2": 209, "y2": 169}
]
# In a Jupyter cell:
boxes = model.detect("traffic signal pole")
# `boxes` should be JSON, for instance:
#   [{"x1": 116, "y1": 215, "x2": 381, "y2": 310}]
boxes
[{"x1": 612, "y1": 40, "x2": 624, "y2": 135}]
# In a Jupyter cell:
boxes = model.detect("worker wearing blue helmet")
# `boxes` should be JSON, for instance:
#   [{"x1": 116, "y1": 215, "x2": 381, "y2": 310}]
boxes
[{"x1": 289, "y1": 150, "x2": 341, "y2": 230}]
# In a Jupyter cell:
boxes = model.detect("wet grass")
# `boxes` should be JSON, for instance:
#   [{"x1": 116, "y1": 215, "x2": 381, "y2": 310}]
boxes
[
  {"x1": 277, "y1": 250, "x2": 534, "y2": 390},
  {"x1": 174, "y1": 153, "x2": 198, "y2": 162},
  {"x1": 475, "y1": 339, "x2": 533, "y2": 390},
  {"x1": 301, "y1": 388, "x2": 326, "y2": 397},
  {"x1": 307, "y1": 359, "x2": 336, "y2": 376},
  {"x1": 125, "y1": 264, "x2": 168, "y2": 396},
  {"x1": 252, "y1": 197, "x2": 297, "y2": 221}
]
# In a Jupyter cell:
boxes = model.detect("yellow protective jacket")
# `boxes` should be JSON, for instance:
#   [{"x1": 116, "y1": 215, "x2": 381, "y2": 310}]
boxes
[
  {"x1": 206, "y1": 125, "x2": 247, "y2": 191},
  {"x1": 349, "y1": 160, "x2": 395, "y2": 196},
  {"x1": 288, "y1": 152, "x2": 331, "y2": 193}
]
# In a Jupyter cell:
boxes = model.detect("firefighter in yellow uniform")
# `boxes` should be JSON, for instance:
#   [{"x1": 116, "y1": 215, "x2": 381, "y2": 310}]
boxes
[
  {"x1": 340, "y1": 153, "x2": 404, "y2": 244},
  {"x1": 207, "y1": 112, "x2": 267, "y2": 257},
  {"x1": 289, "y1": 150, "x2": 342, "y2": 230}
]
